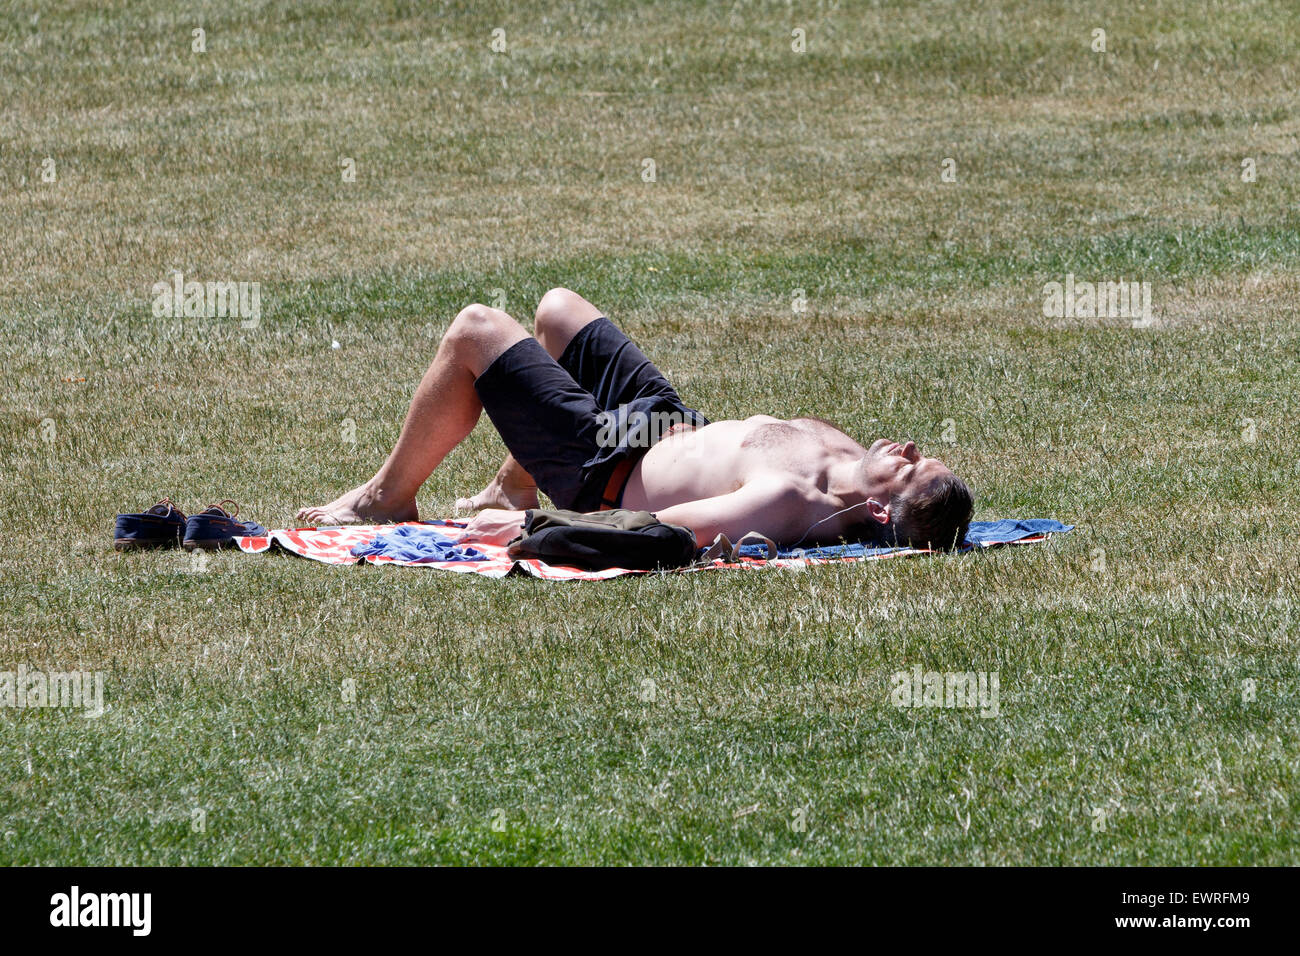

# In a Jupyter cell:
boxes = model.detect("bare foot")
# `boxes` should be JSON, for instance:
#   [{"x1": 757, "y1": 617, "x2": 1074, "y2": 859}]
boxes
[
  {"x1": 455, "y1": 477, "x2": 539, "y2": 513},
  {"x1": 296, "y1": 480, "x2": 419, "y2": 525}
]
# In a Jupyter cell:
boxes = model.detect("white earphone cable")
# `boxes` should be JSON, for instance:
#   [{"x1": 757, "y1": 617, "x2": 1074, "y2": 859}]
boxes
[{"x1": 791, "y1": 499, "x2": 880, "y2": 549}]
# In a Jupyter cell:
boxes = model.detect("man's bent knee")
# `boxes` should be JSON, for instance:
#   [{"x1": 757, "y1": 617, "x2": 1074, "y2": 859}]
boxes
[
  {"x1": 534, "y1": 288, "x2": 601, "y2": 353},
  {"x1": 444, "y1": 304, "x2": 528, "y2": 373},
  {"x1": 447, "y1": 303, "x2": 514, "y2": 341}
]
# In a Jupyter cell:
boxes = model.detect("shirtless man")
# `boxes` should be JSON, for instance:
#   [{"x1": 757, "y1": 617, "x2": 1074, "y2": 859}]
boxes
[{"x1": 297, "y1": 288, "x2": 974, "y2": 550}]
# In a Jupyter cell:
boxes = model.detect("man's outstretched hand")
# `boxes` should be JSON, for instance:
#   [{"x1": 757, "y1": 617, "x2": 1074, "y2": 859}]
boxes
[{"x1": 461, "y1": 508, "x2": 527, "y2": 545}]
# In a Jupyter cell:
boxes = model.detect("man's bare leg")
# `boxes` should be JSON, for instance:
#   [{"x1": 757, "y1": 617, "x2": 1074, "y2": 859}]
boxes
[
  {"x1": 456, "y1": 288, "x2": 604, "y2": 512},
  {"x1": 297, "y1": 304, "x2": 529, "y2": 524},
  {"x1": 454, "y1": 453, "x2": 539, "y2": 511}
]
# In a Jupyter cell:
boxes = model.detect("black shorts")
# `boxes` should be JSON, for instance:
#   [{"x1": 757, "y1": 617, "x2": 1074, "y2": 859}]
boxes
[{"x1": 473, "y1": 317, "x2": 709, "y2": 511}]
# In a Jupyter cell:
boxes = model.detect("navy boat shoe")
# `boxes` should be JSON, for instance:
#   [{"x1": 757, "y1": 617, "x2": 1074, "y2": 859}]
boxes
[
  {"x1": 182, "y1": 500, "x2": 268, "y2": 551},
  {"x1": 113, "y1": 498, "x2": 187, "y2": 551}
]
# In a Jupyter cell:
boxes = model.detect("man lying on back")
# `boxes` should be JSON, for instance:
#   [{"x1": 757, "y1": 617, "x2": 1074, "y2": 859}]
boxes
[{"x1": 297, "y1": 288, "x2": 973, "y2": 550}]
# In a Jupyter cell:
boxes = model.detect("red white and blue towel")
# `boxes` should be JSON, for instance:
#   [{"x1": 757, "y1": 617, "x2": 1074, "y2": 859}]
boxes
[{"x1": 235, "y1": 518, "x2": 1073, "y2": 581}]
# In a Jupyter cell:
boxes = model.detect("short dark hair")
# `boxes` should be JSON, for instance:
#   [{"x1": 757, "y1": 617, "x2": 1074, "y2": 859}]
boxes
[{"x1": 889, "y1": 472, "x2": 974, "y2": 550}]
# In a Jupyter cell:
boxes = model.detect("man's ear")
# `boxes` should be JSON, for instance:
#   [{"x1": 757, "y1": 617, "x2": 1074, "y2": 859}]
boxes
[{"x1": 865, "y1": 497, "x2": 890, "y2": 526}]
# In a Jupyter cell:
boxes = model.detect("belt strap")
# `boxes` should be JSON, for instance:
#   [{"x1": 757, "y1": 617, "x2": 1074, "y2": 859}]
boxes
[
  {"x1": 598, "y1": 456, "x2": 637, "y2": 511},
  {"x1": 699, "y1": 531, "x2": 779, "y2": 563}
]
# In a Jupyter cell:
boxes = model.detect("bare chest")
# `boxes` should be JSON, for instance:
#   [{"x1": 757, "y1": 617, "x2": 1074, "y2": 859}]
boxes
[{"x1": 737, "y1": 421, "x2": 829, "y2": 477}]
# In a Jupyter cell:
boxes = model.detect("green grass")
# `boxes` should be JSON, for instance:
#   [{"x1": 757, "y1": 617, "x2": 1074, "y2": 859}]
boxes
[{"x1": 2, "y1": 0, "x2": 1299, "y2": 864}]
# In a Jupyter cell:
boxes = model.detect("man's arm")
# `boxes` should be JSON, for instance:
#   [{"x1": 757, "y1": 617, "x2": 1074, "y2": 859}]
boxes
[
  {"x1": 462, "y1": 481, "x2": 815, "y2": 550},
  {"x1": 653, "y1": 479, "x2": 813, "y2": 548}
]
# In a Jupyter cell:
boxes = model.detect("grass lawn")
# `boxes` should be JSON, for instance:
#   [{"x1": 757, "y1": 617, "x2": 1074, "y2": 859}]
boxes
[{"x1": 2, "y1": 0, "x2": 1298, "y2": 864}]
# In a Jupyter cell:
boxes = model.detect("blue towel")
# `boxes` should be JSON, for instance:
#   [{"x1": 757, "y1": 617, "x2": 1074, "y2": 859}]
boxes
[
  {"x1": 738, "y1": 518, "x2": 1074, "y2": 560},
  {"x1": 350, "y1": 524, "x2": 488, "y2": 563}
]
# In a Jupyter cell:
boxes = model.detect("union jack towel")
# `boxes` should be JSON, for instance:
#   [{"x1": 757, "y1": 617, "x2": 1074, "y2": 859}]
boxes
[{"x1": 235, "y1": 519, "x2": 1072, "y2": 581}]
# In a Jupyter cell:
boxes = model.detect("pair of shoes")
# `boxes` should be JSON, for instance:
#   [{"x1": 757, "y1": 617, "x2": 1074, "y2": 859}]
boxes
[{"x1": 113, "y1": 498, "x2": 267, "y2": 552}]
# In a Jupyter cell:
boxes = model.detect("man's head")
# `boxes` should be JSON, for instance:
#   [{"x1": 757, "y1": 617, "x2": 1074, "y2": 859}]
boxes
[{"x1": 858, "y1": 439, "x2": 974, "y2": 550}]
